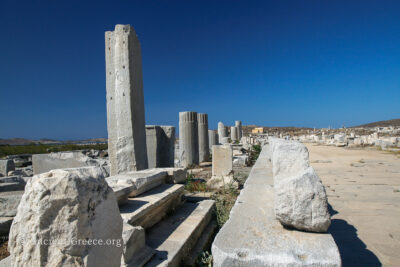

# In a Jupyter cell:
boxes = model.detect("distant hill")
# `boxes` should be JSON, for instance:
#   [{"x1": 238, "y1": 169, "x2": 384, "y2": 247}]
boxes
[
  {"x1": 0, "y1": 138, "x2": 35, "y2": 146},
  {"x1": 352, "y1": 119, "x2": 400, "y2": 128},
  {"x1": 0, "y1": 138, "x2": 107, "y2": 146},
  {"x1": 242, "y1": 125, "x2": 313, "y2": 135}
]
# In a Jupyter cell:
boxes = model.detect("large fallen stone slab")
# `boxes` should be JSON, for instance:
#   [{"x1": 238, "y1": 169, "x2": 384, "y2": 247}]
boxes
[
  {"x1": 145, "y1": 200, "x2": 215, "y2": 267},
  {"x1": 120, "y1": 184, "x2": 184, "y2": 229},
  {"x1": 212, "y1": 146, "x2": 340, "y2": 266},
  {"x1": 32, "y1": 151, "x2": 109, "y2": 175},
  {"x1": 8, "y1": 166, "x2": 123, "y2": 266},
  {"x1": 275, "y1": 166, "x2": 331, "y2": 232},
  {"x1": 106, "y1": 169, "x2": 167, "y2": 201}
]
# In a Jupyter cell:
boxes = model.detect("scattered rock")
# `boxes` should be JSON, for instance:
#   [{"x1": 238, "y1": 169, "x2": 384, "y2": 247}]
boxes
[
  {"x1": 8, "y1": 166, "x2": 123, "y2": 266},
  {"x1": 274, "y1": 166, "x2": 331, "y2": 232}
]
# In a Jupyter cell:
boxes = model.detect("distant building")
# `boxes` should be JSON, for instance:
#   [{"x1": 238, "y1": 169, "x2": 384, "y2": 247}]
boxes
[{"x1": 252, "y1": 127, "x2": 264, "y2": 134}]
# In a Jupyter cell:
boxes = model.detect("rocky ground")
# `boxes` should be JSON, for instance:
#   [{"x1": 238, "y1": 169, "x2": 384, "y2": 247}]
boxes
[{"x1": 307, "y1": 144, "x2": 400, "y2": 266}]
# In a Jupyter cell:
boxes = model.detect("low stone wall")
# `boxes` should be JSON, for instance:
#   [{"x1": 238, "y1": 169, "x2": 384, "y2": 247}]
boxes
[{"x1": 212, "y1": 145, "x2": 341, "y2": 266}]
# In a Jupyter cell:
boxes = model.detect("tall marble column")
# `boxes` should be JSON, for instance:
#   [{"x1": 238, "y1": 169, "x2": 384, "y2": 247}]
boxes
[
  {"x1": 235, "y1": 120, "x2": 242, "y2": 140},
  {"x1": 231, "y1": 126, "x2": 238, "y2": 142},
  {"x1": 208, "y1": 130, "x2": 218, "y2": 150},
  {"x1": 198, "y1": 113, "x2": 210, "y2": 162},
  {"x1": 105, "y1": 24, "x2": 148, "y2": 175}
]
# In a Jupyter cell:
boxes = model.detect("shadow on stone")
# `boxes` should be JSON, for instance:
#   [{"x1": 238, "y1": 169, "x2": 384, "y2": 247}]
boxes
[
  {"x1": 328, "y1": 203, "x2": 339, "y2": 216},
  {"x1": 328, "y1": 205, "x2": 381, "y2": 267},
  {"x1": 147, "y1": 202, "x2": 200, "y2": 248},
  {"x1": 119, "y1": 200, "x2": 149, "y2": 213}
]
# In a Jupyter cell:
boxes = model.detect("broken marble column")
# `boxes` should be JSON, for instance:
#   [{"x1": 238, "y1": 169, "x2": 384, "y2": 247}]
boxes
[
  {"x1": 9, "y1": 166, "x2": 123, "y2": 266},
  {"x1": 179, "y1": 111, "x2": 199, "y2": 167},
  {"x1": 218, "y1": 122, "x2": 227, "y2": 144},
  {"x1": 197, "y1": 113, "x2": 210, "y2": 162},
  {"x1": 208, "y1": 130, "x2": 218, "y2": 150},
  {"x1": 235, "y1": 120, "x2": 242, "y2": 140},
  {"x1": 230, "y1": 126, "x2": 238, "y2": 142},
  {"x1": 146, "y1": 125, "x2": 175, "y2": 168},
  {"x1": 106, "y1": 24, "x2": 148, "y2": 176}
]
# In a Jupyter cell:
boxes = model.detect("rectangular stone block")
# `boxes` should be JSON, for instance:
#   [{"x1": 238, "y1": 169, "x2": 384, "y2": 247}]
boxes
[
  {"x1": 212, "y1": 145, "x2": 233, "y2": 178},
  {"x1": 158, "y1": 167, "x2": 187, "y2": 184},
  {"x1": 32, "y1": 152, "x2": 108, "y2": 175},
  {"x1": 106, "y1": 168, "x2": 167, "y2": 199},
  {"x1": 146, "y1": 125, "x2": 175, "y2": 168},
  {"x1": 0, "y1": 160, "x2": 15, "y2": 177}
]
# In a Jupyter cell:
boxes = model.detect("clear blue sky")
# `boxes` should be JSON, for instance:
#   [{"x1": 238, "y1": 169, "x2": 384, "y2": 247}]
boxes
[{"x1": 1, "y1": 0, "x2": 399, "y2": 140}]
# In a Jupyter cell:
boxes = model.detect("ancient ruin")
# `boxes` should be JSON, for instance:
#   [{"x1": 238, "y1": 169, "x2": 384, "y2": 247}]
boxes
[
  {"x1": 1, "y1": 19, "x2": 400, "y2": 267},
  {"x1": 197, "y1": 113, "x2": 210, "y2": 162},
  {"x1": 179, "y1": 111, "x2": 199, "y2": 167},
  {"x1": 105, "y1": 25, "x2": 148, "y2": 175}
]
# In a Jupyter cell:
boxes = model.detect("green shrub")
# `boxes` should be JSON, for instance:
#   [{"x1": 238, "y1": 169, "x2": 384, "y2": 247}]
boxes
[
  {"x1": 248, "y1": 144, "x2": 261, "y2": 166},
  {"x1": 0, "y1": 143, "x2": 107, "y2": 158}
]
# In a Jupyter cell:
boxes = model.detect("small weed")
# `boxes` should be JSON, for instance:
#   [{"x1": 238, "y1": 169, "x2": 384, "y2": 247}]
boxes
[
  {"x1": 187, "y1": 164, "x2": 198, "y2": 169},
  {"x1": 233, "y1": 172, "x2": 248, "y2": 188},
  {"x1": 196, "y1": 251, "x2": 213, "y2": 267},
  {"x1": 394, "y1": 189, "x2": 400, "y2": 193},
  {"x1": 248, "y1": 145, "x2": 261, "y2": 166},
  {"x1": 212, "y1": 185, "x2": 240, "y2": 228},
  {"x1": 185, "y1": 173, "x2": 207, "y2": 192}
]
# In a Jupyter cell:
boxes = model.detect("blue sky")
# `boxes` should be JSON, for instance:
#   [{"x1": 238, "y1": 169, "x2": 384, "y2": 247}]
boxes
[{"x1": 0, "y1": 0, "x2": 399, "y2": 140}]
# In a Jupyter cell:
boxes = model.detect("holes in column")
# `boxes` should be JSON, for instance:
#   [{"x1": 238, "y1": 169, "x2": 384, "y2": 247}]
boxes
[
  {"x1": 122, "y1": 65, "x2": 125, "y2": 69},
  {"x1": 109, "y1": 72, "x2": 112, "y2": 75}
]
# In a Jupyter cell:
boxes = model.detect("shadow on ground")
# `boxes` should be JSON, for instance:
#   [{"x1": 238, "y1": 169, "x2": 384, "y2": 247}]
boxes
[{"x1": 328, "y1": 204, "x2": 381, "y2": 267}]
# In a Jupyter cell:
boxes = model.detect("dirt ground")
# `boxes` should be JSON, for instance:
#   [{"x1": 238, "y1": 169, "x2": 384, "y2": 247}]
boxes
[{"x1": 306, "y1": 144, "x2": 400, "y2": 267}]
